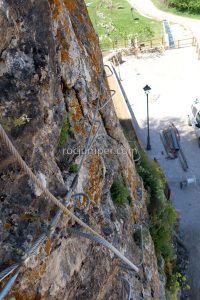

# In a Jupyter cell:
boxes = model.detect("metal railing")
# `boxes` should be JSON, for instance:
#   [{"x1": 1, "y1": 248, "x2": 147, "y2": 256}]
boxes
[
  {"x1": 100, "y1": 36, "x2": 165, "y2": 51},
  {"x1": 101, "y1": 35, "x2": 196, "y2": 52}
]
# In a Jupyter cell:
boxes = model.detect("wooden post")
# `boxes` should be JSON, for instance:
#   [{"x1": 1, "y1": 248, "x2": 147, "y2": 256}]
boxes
[
  {"x1": 178, "y1": 40, "x2": 180, "y2": 48},
  {"x1": 198, "y1": 49, "x2": 200, "y2": 60},
  {"x1": 150, "y1": 40, "x2": 152, "y2": 48}
]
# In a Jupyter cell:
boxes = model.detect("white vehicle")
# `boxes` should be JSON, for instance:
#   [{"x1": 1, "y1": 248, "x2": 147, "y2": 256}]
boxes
[{"x1": 188, "y1": 99, "x2": 200, "y2": 147}]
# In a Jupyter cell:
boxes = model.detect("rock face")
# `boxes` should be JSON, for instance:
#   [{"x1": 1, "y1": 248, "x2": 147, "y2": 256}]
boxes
[{"x1": 0, "y1": 1, "x2": 163, "y2": 299}]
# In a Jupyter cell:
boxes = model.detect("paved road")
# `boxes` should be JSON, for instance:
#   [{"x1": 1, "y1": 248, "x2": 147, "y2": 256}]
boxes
[
  {"x1": 128, "y1": 0, "x2": 200, "y2": 38},
  {"x1": 119, "y1": 47, "x2": 200, "y2": 298}
]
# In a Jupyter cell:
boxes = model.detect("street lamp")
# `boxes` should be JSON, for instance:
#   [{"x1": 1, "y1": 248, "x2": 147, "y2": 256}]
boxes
[{"x1": 143, "y1": 84, "x2": 151, "y2": 151}]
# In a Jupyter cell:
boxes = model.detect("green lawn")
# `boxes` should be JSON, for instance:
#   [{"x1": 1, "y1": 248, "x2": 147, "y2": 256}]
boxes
[
  {"x1": 85, "y1": 0, "x2": 163, "y2": 49},
  {"x1": 152, "y1": 0, "x2": 200, "y2": 19}
]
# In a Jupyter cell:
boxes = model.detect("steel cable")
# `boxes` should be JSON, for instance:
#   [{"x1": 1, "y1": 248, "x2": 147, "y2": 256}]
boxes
[
  {"x1": 0, "y1": 123, "x2": 103, "y2": 237},
  {"x1": 67, "y1": 228, "x2": 139, "y2": 272},
  {"x1": 0, "y1": 84, "x2": 140, "y2": 298},
  {"x1": 99, "y1": 90, "x2": 116, "y2": 110},
  {"x1": 119, "y1": 276, "x2": 132, "y2": 300},
  {"x1": 0, "y1": 264, "x2": 19, "y2": 283},
  {"x1": 0, "y1": 269, "x2": 20, "y2": 300},
  {"x1": 133, "y1": 225, "x2": 144, "y2": 267}
]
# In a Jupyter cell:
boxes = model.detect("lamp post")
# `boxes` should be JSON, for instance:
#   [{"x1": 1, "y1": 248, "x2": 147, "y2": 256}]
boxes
[{"x1": 143, "y1": 84, "x2": 151, "y2": 151}]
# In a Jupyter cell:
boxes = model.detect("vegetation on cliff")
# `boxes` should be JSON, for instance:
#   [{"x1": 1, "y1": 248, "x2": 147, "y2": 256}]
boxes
[
  {"x1": 110, "y1": 179, "x2": 129, "y2": 205},
  {"x1": 133, "y1": 147, "x2": 178, "y2": 296}
]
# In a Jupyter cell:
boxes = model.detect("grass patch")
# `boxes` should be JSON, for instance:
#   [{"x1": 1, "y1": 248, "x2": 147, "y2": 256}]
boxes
[
  {"x1": 59, "y1": 113, "x2": 70, "y2": 146},
  {"x1": 69, "y1": 163, "x2": 79, "y2": 173},
  {"x1": 152, "y1": 0, "x2": 200, "y2": 19},
  {"x1": 85, "y1": 0, "x2": 163, "y2": 49},
  {"x1": 110, "y1": 179, "x2": 129, "y2": 205}
]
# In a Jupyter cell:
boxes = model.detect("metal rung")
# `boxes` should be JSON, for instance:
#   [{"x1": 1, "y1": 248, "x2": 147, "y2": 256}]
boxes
[
  {"x1": 104, "y1": 64, "x2": 113, "y2": 77},
  {"x1": 71, "y1": 193, "x2": 90, "y2": 209}
]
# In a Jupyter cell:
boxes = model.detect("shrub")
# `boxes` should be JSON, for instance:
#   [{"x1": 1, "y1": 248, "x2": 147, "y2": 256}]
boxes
[
  {"x1": 136, "y1": 148, "x2": 178, "y2": 297},
  {"x1": 166, "y1": 271, "x2": 190, "y2": 299},
  {"x1": 136, "y1": 151, "x2": 177, "y2": 256},
  {"x1": 69, "y1": 163, "x2": 79, "y2": 173},
  {"x1": 110, "y1": 179, "x2": 129, "y2": 205},
  {"x1": 168, "y1": 0, "x2": 200, "y2": 13},
  {"x1": 149, "y1": 200, "x2": 177, "y2": 253}
]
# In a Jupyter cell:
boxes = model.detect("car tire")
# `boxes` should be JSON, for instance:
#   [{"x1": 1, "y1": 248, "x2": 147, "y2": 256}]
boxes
[{"x1": 188, "y1": 116, "x2": 192, "y2": 126}]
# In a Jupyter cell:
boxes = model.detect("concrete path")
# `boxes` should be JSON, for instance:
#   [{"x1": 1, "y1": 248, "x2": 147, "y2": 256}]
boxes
[
  {"x1": 119, "y1": 47, "x2": 200, "y2": 298},
  {"x1": 128, "y1": 0, "x2": 200, "y2": 37}
]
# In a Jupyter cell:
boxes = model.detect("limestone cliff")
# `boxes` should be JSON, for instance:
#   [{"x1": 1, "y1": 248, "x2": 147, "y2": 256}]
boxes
[{"x1": 0, "y1": 1, "x2": 163, "y2": 299}]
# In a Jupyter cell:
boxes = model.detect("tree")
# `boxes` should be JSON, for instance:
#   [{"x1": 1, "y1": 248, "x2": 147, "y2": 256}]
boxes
[{"x1": 168, "y1": 0, "x2": 200, "y2": 13}]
